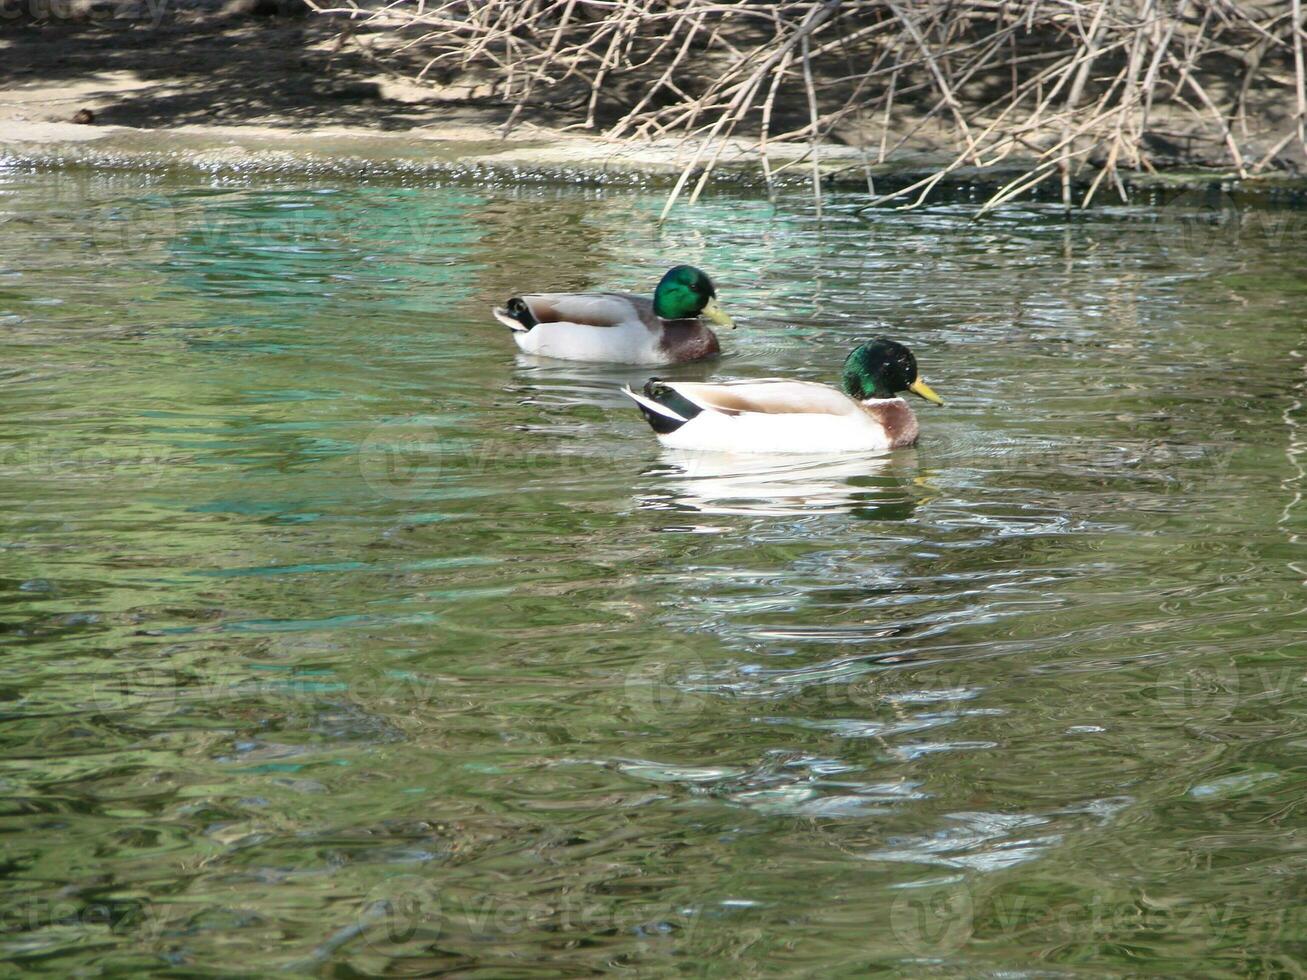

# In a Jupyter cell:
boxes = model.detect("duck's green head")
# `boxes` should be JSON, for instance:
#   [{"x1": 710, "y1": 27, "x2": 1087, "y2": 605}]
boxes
[
  {"x1": 653, "y1": 265, "x2": 734, "y2": 328},
  {"x1": 841, "y1": 338, "x2": 945, "y2": 404}
]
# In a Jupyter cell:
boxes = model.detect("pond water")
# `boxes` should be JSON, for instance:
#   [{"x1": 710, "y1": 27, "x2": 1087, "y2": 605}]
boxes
[{"x1": 2, "y1": 166, "x2": 1306, "y2": 976}]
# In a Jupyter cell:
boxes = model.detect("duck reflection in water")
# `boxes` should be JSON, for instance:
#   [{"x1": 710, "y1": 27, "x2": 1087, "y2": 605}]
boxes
[
  {"x1": 509, "y1": 351, "x2": 724, "y2": 413},
  {"x1": 636, "y1": 449, "x2": 924, "y2": 519}
]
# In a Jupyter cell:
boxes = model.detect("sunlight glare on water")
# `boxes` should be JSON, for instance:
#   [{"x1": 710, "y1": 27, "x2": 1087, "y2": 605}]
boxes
[{"x1": 1, "y1": 166, "x2": 1306, "y2": 975}]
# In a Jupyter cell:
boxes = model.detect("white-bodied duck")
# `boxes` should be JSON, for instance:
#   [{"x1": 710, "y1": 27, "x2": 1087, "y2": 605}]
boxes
[
  {"x1": 623, "y1": 338, "x2": 944, "y2": 453},
  {"x1": 493, "y1": 265, "x2": 734, "y2": 365}
]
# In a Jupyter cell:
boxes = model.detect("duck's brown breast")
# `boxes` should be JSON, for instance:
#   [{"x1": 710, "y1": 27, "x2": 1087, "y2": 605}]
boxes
[
  {"x1": 658, "y1": 321, "x2": 720, "y2": 363},
  {"x1": 861, "y1": 398, "x2": 919, "y2": 447}
]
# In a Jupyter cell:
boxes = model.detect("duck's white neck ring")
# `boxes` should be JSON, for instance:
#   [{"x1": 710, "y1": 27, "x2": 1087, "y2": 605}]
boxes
[{"x1": 859, "y1": 396, "x2": 908, "y2": 406}]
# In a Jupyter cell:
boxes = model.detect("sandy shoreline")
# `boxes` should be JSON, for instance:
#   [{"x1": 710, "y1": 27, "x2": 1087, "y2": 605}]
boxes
[{"x1": 2, "y1": 118, "x2": 880, "y2": 183}]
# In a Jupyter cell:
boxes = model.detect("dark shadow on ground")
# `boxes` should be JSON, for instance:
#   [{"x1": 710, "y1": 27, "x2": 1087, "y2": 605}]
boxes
[{"x1": 1, "y1": 8, "x2": 521, "y2": 131}]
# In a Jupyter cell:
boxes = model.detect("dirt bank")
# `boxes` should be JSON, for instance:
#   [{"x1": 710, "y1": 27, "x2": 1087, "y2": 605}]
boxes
[
  {"x1": 2, "y1": 9, "x2": 1303, "y2": 199},
  {"x1": 0, "y1": 13, "x2": 864, "y2": 180}
]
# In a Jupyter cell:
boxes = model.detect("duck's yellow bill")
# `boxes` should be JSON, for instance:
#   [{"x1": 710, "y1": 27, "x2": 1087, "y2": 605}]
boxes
[
  {"x1": 702, "y1": 297, "x2": 735, "y2": 329},
  {"x1": 909, "y1": 378, "x2": 945, "y2": 406}
]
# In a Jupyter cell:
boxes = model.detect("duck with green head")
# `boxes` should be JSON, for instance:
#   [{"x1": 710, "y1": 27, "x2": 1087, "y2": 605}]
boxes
[
  {"x1": 623, "y1": 338, "x2": 944, "y2": 453},
  {"x1": 493, "y1": 265, "x2": 734, "y2": 364}
]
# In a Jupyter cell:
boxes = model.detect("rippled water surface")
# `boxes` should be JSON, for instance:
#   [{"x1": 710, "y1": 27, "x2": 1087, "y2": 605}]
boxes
[{"x1": 3, "y1": 167, "x2": 1306, "y2": 975}]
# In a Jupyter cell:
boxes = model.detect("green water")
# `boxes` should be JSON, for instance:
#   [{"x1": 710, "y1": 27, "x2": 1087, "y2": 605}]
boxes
[{"x1": 2, "y1": 167, "x2": 1306, "y2": 976}]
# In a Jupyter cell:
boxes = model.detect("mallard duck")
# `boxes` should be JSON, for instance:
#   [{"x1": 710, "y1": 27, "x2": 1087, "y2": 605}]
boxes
[
  {"x1": 493, "y1": 265, "x2": 734, "y2": 365},
  {"x1": 622, "y1": 338, "x2": 944, "y2": 453}
]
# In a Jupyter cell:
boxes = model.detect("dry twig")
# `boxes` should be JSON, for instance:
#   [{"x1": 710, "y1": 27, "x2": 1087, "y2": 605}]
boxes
[{"x1": 302, "y1": 0, "x2": 1305, "y2": 215}]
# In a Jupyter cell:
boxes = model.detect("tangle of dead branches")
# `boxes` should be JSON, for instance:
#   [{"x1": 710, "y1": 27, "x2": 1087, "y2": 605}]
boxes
[{"x1": 305, "y1": 0, "x2": 1307, "y2": 216}]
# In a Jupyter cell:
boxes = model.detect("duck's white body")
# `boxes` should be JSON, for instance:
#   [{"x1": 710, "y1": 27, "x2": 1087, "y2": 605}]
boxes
[
  {"x1": 623, "y1": 379, "x2": 920, "y2": 454},
  {"x1": 494, "y1": 293, "x2": 720, "y2": 366}
]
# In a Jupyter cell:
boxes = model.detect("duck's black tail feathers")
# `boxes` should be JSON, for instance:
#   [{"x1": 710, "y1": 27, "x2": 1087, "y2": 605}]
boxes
[{"x1": 622, "y1": 379, "x2": 704, "y2": 435}]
